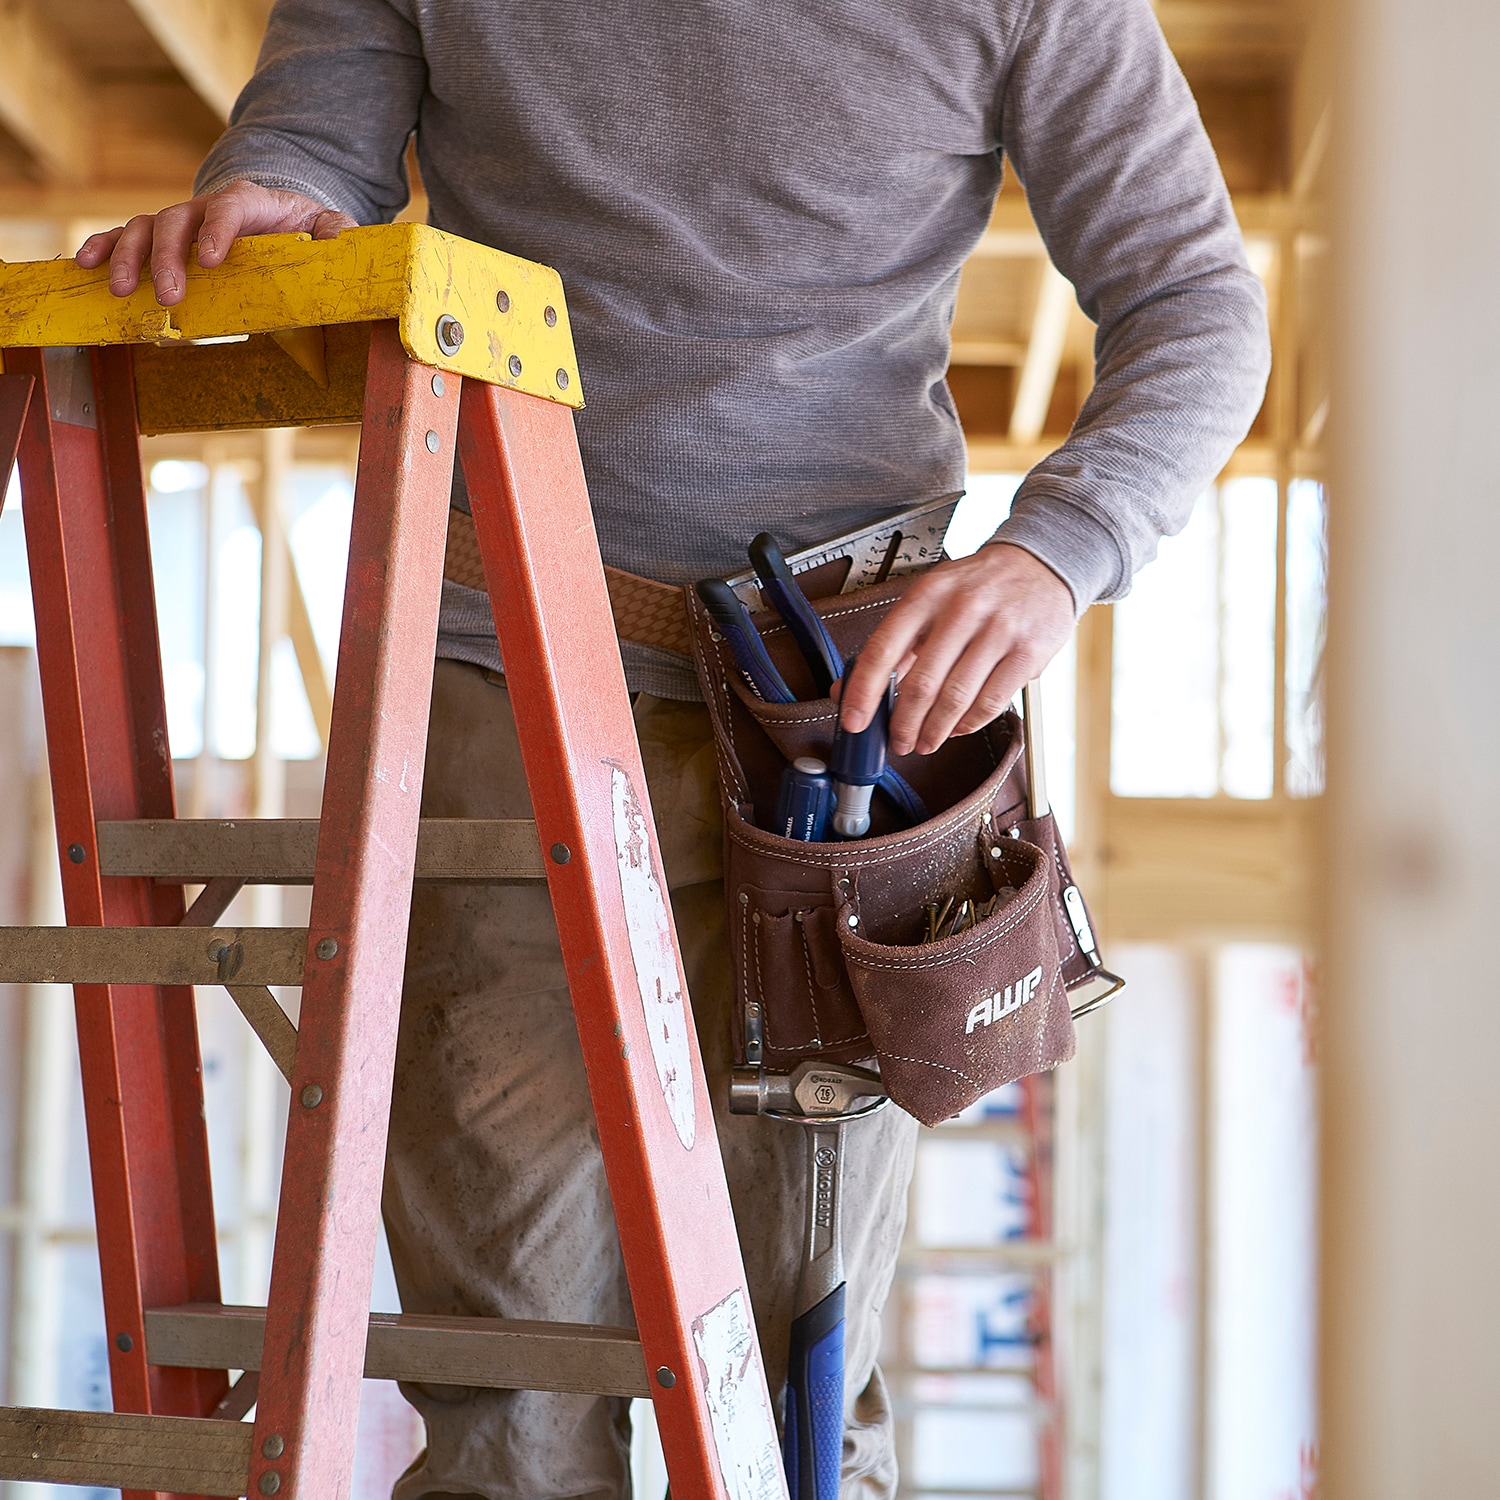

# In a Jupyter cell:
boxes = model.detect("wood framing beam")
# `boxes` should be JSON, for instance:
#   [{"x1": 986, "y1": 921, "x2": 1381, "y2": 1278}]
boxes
[
  {"x1": 0, "y1": 2, "x2": 92, "y2": 183},
  {"x1": 1009, "y1": 263, "x2": 1075, "y2": 443},
  {"x1": 1100, "y1": 797, "x2": 1321, "y2": 942},
  {"x1": 950, "y1": 339, "x2": 1028, "y2": 367},
  {"x1": 1154, "y1": 0, "x2": 1303, "y2": 73},
  {"x1": 122, "y1": 0, "x2": 266, "y2": 121}
]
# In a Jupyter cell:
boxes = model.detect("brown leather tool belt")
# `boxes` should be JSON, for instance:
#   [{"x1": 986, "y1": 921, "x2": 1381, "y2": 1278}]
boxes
[{"x1": 443, "y1": 506, "x2": 692, "y2": 655}]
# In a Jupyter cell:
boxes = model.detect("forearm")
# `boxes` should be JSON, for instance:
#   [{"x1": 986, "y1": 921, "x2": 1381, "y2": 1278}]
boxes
[
  {"x1": 999, "y1": 261, "x2": 1270, "y2": 607},
  {"x1": 994, "y1": 0, "x2": 1271, "y2": 610},
  {"x1": 195, "y1": 0, "x2": 426, "y2": 224}
]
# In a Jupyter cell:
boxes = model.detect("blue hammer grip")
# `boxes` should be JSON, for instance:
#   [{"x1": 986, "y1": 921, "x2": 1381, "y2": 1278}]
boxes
[
  {"x1": 696, "y1": 578, "x2": 796, "y2": 704},
  {"x1": 784, "y1": 1283, "x2": 846, "y2": 1500}
]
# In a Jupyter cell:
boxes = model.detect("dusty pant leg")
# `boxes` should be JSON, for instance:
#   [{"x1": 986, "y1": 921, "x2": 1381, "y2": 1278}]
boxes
[
  {"x1": 631, "y1": 696, "x2": 920, "y2": 1500},
  {"x1": 386, "y1": 661, "x2": 633, "y2": 1500}
]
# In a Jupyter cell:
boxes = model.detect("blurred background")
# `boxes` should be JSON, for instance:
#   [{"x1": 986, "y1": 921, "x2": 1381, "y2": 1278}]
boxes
[{"x1": 1, "y1": 0, "x2": 1492, "y2": 1497}]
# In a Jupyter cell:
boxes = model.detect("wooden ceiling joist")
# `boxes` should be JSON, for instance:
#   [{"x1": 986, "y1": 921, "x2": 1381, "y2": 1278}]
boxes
[
  {"x1": 122, "y1": 0, "x2": 263, "y2": 121},
  {"x1": 1009, "y1": 264, "x2": 1075, "y2": 443},
  {"x1": 0, "y1": 2, "x2": 93, "y2": 184}
]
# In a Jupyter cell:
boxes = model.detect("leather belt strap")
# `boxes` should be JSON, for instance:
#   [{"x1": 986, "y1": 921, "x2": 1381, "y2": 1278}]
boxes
[{"x1": 444, "y1": 505, "x2": 693, "y2": 656}]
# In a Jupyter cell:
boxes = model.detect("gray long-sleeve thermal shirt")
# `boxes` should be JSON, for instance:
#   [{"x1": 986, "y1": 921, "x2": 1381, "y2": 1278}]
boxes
[{"x1": 197, "y1": 0, "x2": 1270, "y2": 699}]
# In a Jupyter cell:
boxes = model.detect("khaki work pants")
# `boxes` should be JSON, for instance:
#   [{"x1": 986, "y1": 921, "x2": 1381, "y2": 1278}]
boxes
[{"x1": 385, "y1": 661, "x2": 919, "y2": 1500}]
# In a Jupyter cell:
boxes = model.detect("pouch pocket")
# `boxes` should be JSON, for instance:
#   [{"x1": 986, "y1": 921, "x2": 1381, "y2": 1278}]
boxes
[
  {"x1": 733, "y1": 885, "x2": 870, "y2": 1067},
  {"x1": 834, "y1": 838, "x2": 1074, "y2": 1126}
]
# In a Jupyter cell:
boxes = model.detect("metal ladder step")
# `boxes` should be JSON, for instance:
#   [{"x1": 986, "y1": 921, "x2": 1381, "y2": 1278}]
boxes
[
  {"x1": 96, "y1": 817, "x2": 547, "y2": 884},
  {"x1": 0, "y1": 1405, "x2": 253, "y2": 1496},
  {"x1": 146, "y1": 1303, "x2": 651, "y2": 1399}
]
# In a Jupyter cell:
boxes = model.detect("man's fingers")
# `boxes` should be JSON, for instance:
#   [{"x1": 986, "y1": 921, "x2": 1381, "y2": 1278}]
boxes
[
  {"x1": 839, "y1": 589, "x2": 946, "y2": 732},
  {"x1": 947, "y1": 653, "x2": 1031, "y2": 743},
  {"x1": 891, "y1": 618, "x2": 1010, "y2": 756},
  {"x1": 309, "y1": 208, "x2": 359, "y2": 240},
  {"x1": 106, "y1": 216, "x2": 159, "y2": 297},
  {"x1": 148, "y1": 201, "x2": 210, "y2": 306},
  {"x1": 76, "y1": 227, "x2": 125, "y2": 269},
  {"x1": 195, "y1": 187, "x2": 266, "y2": 266}
]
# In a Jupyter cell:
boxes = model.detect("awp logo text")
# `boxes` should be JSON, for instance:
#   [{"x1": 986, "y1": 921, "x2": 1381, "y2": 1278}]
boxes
[{"x1": 966, "y1": 965, "x2": 1044, "y2": 1034}]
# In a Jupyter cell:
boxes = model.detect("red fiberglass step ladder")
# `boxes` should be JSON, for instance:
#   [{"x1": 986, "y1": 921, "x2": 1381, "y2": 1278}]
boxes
[{"x1": 0, "y1": 225, "x2": 785, "y2": 1500}]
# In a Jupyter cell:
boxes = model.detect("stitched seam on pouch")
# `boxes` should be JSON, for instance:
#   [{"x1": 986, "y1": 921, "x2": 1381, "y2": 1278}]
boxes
[
  {"x1": 727, "y1": 797, "x2": 1015, "y2": 869},
  {"x1": 745, "y1": 902, "x2": 764, "y2": 1024},
  {"x1": 842, "y1": 881, "x2": 1050, "y2": 971},
  {"x1": 797, "y1": 915, "x2": 823, "y2": 1044},
  {"x1": 874, "y1": 1050, "x2": 981, "y2": 1088},
  {"x1": 1050, "y1": 843, "x2": 1080, "y2": 962}
]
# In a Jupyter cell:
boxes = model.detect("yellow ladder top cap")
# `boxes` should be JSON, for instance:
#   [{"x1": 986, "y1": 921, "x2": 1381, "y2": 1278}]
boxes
[{"x1": 0, "y1": 223, "x2": 583, "y2": 408}]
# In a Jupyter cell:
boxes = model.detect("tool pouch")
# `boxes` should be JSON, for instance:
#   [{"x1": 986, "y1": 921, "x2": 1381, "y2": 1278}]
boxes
[{"x1": 687, "y1": 573, "x2": 1108, "y2": 1127}]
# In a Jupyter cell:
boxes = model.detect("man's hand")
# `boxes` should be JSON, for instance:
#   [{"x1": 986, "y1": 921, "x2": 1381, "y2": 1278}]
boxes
[
  {"x1": 835, "y1": 543, "x2": 1075, "y2": 757},
  {"x1": 76, "y1": 180, "x2": 357, "y2": 306}
]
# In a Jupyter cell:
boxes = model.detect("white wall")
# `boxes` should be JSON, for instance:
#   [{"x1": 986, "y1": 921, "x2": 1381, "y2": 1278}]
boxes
[{"x1": 1324, "y1": 0, "x2": 1500, "y2": 1491}]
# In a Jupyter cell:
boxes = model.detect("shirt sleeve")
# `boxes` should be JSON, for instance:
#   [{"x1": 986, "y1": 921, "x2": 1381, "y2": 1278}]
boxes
[
  {"x1": 989, "y1": 0, "x2": 1272, "y2": 609},
  {"x1": 193, "y1": 0, "x2": 426, "y2": 225}
]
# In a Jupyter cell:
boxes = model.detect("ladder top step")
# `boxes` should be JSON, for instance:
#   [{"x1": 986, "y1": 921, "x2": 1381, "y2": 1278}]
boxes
[
  {"x1": 146, "y1": 1303, "x2": 650, "y2": 1400},
  {"x1": 97, "y1": 817, "x2": 548, "y2": 884},
  {"x1": 0, "y1": 224, "x2": 583, "y2": 408}
]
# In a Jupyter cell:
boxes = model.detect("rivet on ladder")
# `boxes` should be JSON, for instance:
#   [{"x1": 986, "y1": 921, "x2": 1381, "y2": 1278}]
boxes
[
  {"x1": 316, "y1": 938, "x2": 339, "y2": 960},
  {"x1": 262, "y1": 1436, "x2": 285, "y2": 1459},
  {"x1": 656, "y1": 1366, "x2": 676, "y2": 1388},
  {"x1": 425, "y1": 430, "x2": 441, "y2": 454},
  {"x1": 509, "y1": 354, "x2": 523, "y2": 378},
  {"x1": 66, "y1": 843, "x2": 85, "y2": 864},
  {"x1": 301, "y1": 1085, "x2": 324, "y2": 1109},
  {"x1": 435, "y1": 314, "x2": 464, "y2": 355},
  {"x1": 556, "y1": 369, "x2": 570, "y2": 390},
  {"x1": 496, "y1": 289, "x2": 511, "y2": 312},
  {"x1": 258, "y1": 1474, "x2": 281, "y2": 1496},
  {"x1": 431, "y1": 373, "x2": 446, "y2": 398},
  {"x1": 114, "y1": 1332, "x2": 132, "y2": 1352},
  {"x1": 550, "y1": 842, "x2": 571, "y2": 865},
  {"x1": 544, "y1": 305, "x2": 558, "y2": 327}
]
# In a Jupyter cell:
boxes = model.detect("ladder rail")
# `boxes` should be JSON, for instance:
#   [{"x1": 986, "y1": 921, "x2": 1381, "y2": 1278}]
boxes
[
  {"x1": 244, "y1": 322, "x2": 459, "y2": 1500},
  {"x1": 10, "y1": 344, "x2": 230, "y2": 1454},
  {"x1": 461, "y1": 381, "x2": 787, "y2": 1500}
]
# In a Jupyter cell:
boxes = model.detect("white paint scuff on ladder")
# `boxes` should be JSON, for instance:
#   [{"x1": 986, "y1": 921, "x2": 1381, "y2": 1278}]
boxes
[
  {"x1": 692, "y1": 1288, "x2": 786, "y2": 1500},
  {"x1": 610, "y1": 763, "x2": 696, "y2": 1149}
]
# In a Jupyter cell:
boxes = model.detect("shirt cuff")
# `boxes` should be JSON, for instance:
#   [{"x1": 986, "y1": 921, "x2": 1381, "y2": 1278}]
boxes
[{"x1": 988, "y1": 497, "x2": 1126, "y2": 615}]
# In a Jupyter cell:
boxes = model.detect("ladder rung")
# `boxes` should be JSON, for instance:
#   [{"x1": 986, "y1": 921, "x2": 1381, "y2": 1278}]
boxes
[
  {"x1": 0, "y1": 927, "x2": 306, "y2": 987},
  {"x1": 0, "y1": 1405, "x2": 251, "y2": 1496},
  {"x1": 146, "y1": 1304, "x2": 651, "y2": 1399},
  {"x1": 97, "y1": 818, "x2": 548, "y2": 884}
]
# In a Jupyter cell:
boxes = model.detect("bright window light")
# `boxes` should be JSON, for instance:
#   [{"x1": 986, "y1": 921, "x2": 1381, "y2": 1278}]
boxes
[
  {"x1": 149, "y1": 460, "x2": 209, "y2": 494},
  {"x1": 1111, "y1": 482, "x2": 1278, "y2": 798},
  {"x1": 1285, "y1": 480, "x2": 1327, "y2": 797},
  {"x1": 0, "y1": 467, "x2": 34, "y2": 648},
  {"x1": 947, "y1": 472, "x2": 1024, "y2": 558},
  {"x1": 1111, "y1": 491, "x2": 1221, "y2": 797}
]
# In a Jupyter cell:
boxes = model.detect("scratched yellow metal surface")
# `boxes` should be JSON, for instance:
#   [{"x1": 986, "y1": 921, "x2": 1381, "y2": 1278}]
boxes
[{"x1": 0, "y1": 223, "x2": 583, "y2": 408}]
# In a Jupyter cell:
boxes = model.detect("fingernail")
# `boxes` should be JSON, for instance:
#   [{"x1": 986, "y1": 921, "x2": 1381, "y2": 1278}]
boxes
[{"x1": 199, "y1": 233, "x2": 216, "y2": 257}]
